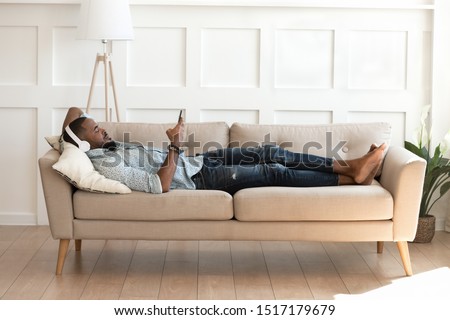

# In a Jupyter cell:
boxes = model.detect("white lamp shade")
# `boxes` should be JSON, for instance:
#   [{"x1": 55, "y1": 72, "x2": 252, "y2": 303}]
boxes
[{"x1": 77, "y1": 0, "x2": 134, "y2": 40}]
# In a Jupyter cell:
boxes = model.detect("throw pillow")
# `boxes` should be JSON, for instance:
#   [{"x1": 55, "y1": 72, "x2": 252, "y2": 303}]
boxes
[
  {"x1": 52, "y1": 142, "x2": 131, "y2": 194},
  {"x1": 45, "y1": 135, "x2": 63, "y2": 153}
]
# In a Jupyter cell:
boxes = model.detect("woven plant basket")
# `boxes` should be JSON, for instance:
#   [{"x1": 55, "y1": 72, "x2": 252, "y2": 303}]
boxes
[{"x1": 413, "y1": 215, "x2": 436, "y2": 243}]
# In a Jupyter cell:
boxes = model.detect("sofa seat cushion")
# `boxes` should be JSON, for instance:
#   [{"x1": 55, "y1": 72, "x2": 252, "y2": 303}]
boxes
[
  {"x1": 74, "y1": 189, "x2": 233, "y2": 221},
  {"x1": 233, "y1": 181, "x2": 393, "y2": 222}
]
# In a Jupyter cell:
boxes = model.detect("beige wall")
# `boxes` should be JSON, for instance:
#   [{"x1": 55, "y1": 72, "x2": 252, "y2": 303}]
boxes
[{"x1": 0, "y1": 0, "x2": 448, "y2": 229}]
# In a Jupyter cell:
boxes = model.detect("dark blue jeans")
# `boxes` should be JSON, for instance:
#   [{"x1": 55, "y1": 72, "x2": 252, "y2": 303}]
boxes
[{"x1": 192, "y1": 145, "x2": 338, "y2": 195}]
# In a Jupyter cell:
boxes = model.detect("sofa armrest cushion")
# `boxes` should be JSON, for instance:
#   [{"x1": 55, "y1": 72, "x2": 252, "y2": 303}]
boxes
[
  {"x1": 39, "y1": 149, "x2": 75, "y2": 239},
  {"x1": 379, "y1": 146, "x2": 427, "y2": 240}
]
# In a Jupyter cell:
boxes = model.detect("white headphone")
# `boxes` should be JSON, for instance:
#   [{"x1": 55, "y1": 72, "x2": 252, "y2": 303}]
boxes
[{"x1": 65, "y1": 125, "x2": 90, "y2": 152}]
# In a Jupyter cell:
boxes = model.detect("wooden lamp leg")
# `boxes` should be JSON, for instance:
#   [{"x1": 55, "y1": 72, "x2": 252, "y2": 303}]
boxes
[
  {"x1": 56, "y1": 239, "x2": 70, "y2": 276},
  {"x1": 109, "y1": 59, "x2": 120, "y2": 122},
  {"x1": 397, "y1": 241, "x2": 413, "y2": 276},
  {"x1": 103, "y1": 52, "x2": 110, "y2": 122},
  {"x1": 86, "y1": 54, "x2": 101, "y2": 115}
]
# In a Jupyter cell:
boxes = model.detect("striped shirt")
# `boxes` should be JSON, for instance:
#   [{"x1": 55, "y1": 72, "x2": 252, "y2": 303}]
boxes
[{"x1": 87, "y1": 142, "x2": 203, "y2": 194}]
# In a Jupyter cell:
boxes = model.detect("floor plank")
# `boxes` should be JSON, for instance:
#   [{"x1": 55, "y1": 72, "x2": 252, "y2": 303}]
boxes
[
  {"x1": 1, "y1": 260, "x2": 55, "y2": 299},
  {"x1": 41, "y1": 274, "x2": 91, "y2": 300},
  {"x1": 0, "y1": 226, "x2": 27, "y2": 257},
  {"x1": 7, "y1": 226, "x2": 51, "y2": 252},
  {"x1": 62, "y1": 240, "x2": 106, "y2": 275},
  {"x1": 158, "y1": 241, "x2": 198, "y2": 300},
  {"x1": 292, "y1": 242, "x2": 349, "y2": 299},
  {"x1": 434, "y1": 231, "x2": 450, "y2": 250},
  {"x1": 385, "y1": 241, "x2": 436, "y2": 275},
  {"x1": 42, "y1": 240, "x2": 106, "y2": 299},
  {"x1": 300, "y1": 262, "x2": 349, "y2": 299},
  {"x1": 0, "y1": 226, "x2": 27, "y2": 242},
  {"x1": 2, "y1": 236, "x2": 61, "y2": 299},
  {"x1": 80, "y1": 240, "x2": 137, "y2": 300},
  {"x1": 198, "y1": 241, "x2": 236, "y2": 300},
  {"x1": 323, "y1": 242, "x2": 381, "y2": 294},
  {"x1": 413, "y1": 240, "x2": 450, "y2": 268},
  {"x1": 120, "y1": 241, "x2": 168, "y2": 300},
  {"x1": 0, "y1": 227, "x2": 52, "y2": 298},
  {"x1": 353, "y1": 242, "x2": 405, "y2": 285},
  {"x1": 261, "y1": 241, "x2": 313, "y2": 300},
  {"x1": 230, "y1": 241, "x2": 274, "y2": 300},
  {"x1": 0, "y1": 249, "x2": 39, "y2": 298}
]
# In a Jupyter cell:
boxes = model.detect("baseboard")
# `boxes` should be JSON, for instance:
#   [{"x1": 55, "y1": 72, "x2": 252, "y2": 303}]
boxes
[{"x1": 0, "y1": 212, "x2": 37, "y2": 225}]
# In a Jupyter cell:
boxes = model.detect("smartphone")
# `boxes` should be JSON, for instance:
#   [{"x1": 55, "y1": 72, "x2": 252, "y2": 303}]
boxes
[{"x1": 178, "y1": 110, "x2": 183, "y2": 121}]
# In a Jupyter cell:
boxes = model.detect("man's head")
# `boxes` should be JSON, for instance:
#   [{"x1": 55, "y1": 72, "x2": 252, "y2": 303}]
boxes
[{"x1": 63, "y1": 117, "x2": 113, "y2": 150}]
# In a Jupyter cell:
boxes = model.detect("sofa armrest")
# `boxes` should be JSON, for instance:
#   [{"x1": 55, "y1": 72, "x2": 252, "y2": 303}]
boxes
[
  {"x1": 38, "y1": 149, "x2": 75, "y2": 240},
  {"x1": 379, "y1": 146, "x2": 426, "y2": 241}
]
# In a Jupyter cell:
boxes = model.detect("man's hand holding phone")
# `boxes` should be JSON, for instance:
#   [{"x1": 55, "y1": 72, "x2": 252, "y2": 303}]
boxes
[{"x1": 166, "y1": 110, "x2": 185, "y2": 147}]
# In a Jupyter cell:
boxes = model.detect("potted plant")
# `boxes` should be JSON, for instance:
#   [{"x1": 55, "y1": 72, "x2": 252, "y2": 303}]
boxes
[{"x1": 404, "y1": 105, "x2": 450, "y2": 242}]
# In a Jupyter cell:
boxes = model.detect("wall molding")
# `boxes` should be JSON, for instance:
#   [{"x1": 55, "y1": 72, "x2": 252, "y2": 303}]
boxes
[{"x1": 0, "y1": 0, "x2": 435, "y2": 10}]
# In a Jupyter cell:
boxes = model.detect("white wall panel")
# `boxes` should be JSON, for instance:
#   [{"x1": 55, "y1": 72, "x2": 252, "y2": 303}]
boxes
[
  {"x1": 348, "y1": 111, "x2": 406, "y2": 146},
  {"x1": 0, "y1": 26, "x2": 37, "y2": 85},
  {"x1": 53, "y1": 27, "x2": 103, "y2": 86},
  {"x1": 200, "y1": 109, "x2": 259, "y2": 125},
  {"x1": 348, "y1": 31, "x2": 408, "y2": 90},
  {"x1": 201, "y1": 28, "x2": 260, "y2": 88},
  {"x1": 0, "y1": 108, "x2": 37, "y2": 224},
  {"x1": 421, "y1": 31, "x2": 432, "y2": 99},
  {"x1": 52, "y1": 107, "x2": 107, "y2": 135},
  {"x1": 127, "y1": 28, "x2": 186, "y2": 87},
  {"x1": 274, "y1": 110, "x2": 333, "y2": 125},
  {"x1": 126, "y1": 108, "x2": 183, "y2": 123},
  {"x1": 275, "y1": 29, "x2": 334, "y2": 88}
]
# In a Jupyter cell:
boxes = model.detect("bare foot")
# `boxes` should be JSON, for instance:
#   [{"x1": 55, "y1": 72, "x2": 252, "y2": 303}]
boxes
[
  {"x1": 338, "y1": 144, "x2": 386, "y2": 184},
  {"x1": 360, "y1": 161, "x2": 383, "y2": 185},
  {"x1": 353, "y1": 143, "x2": 386, "y2": 184},
  {"x1": 368, "y1": 144, "x2": 383, "y2": 177}
]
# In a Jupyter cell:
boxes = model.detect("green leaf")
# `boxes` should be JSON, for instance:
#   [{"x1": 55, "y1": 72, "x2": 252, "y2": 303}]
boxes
[
  {"x1": 434, "y1": 145, "x2": 442, "y2": 158},
  {"x1": 429, "y1": 166, "x2": 450, "y2": 180},
  {"x1": 439, "y1": 157, "x2": 450, "y2": 166},
  {"x1": 429, "y1": 145, "x2": 442, "y2": 168},
  {"x1": 440, "y1": 181, "x2": 450, "y2": 197},
  {"x1": 404, "y1": 141, "x2": 427, "y2": 160}
]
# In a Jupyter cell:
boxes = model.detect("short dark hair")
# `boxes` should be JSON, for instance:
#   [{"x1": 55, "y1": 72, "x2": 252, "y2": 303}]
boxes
[{"x1": 63, "y1": 117, "x2": 88, "y2": 147}]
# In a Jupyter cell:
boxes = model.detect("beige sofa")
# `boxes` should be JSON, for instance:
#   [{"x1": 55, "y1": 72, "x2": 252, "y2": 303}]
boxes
[{"x1": 39, "y1": 121, "x2": 426, "y2": 276}]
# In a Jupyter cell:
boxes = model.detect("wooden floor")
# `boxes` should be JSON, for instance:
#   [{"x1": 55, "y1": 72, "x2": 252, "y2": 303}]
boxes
[{"x1": 1, "y1": 226, "x2": 450, "y2": 300}]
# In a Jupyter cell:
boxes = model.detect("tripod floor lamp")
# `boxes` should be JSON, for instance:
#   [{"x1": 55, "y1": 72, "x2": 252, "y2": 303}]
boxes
[{"x1": 77, "y1": 0, "x2": 134, "y2": 122}]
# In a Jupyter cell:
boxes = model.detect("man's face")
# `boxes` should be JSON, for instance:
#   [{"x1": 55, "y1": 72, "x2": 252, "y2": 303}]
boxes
[{"x1": 81, "y1": 118, "x2": 112, "y2": 149}]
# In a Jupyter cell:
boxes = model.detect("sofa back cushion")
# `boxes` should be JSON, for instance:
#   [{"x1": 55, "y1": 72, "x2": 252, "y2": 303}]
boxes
[
  {"x1": 99, "y1": 121, "x2": 229, "y2": 156},
  {"x1": 229, "y1": 122, "x2": 391, "y2": 160}
]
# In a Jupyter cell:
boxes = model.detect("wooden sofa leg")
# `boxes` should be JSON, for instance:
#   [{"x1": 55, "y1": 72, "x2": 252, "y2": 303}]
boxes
[
  {"x1": 56, "y1": 239, "x2": 70, "y2": 275},
  {"x1": 75, "y1": 239, "x2": 82, "y2": 251},
  {"x1": 377, "y1": 241, "x2": 384, "y2": 254},
  {"x1": 397, "y1": 241, "x2": 413, "y2": 276}
]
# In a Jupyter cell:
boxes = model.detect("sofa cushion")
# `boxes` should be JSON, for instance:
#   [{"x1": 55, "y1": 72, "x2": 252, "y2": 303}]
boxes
[
  {"x1": 73, "y1": 189, "x2": 233, "y2": 221},
  {"x1": 99, "y1": 121, "x2": 229, "y2": 156},
  {"x1": 229, "y1": 122, "x2": 391, "y2": 160},
  {"x1": 233, "y1": 181, "x2": 393, "y2": 222}
]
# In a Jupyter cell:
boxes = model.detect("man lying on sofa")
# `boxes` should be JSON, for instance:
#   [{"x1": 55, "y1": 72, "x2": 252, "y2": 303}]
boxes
[{"x1": 61, "y1": 107, "x2": 386, "y2": 194}]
